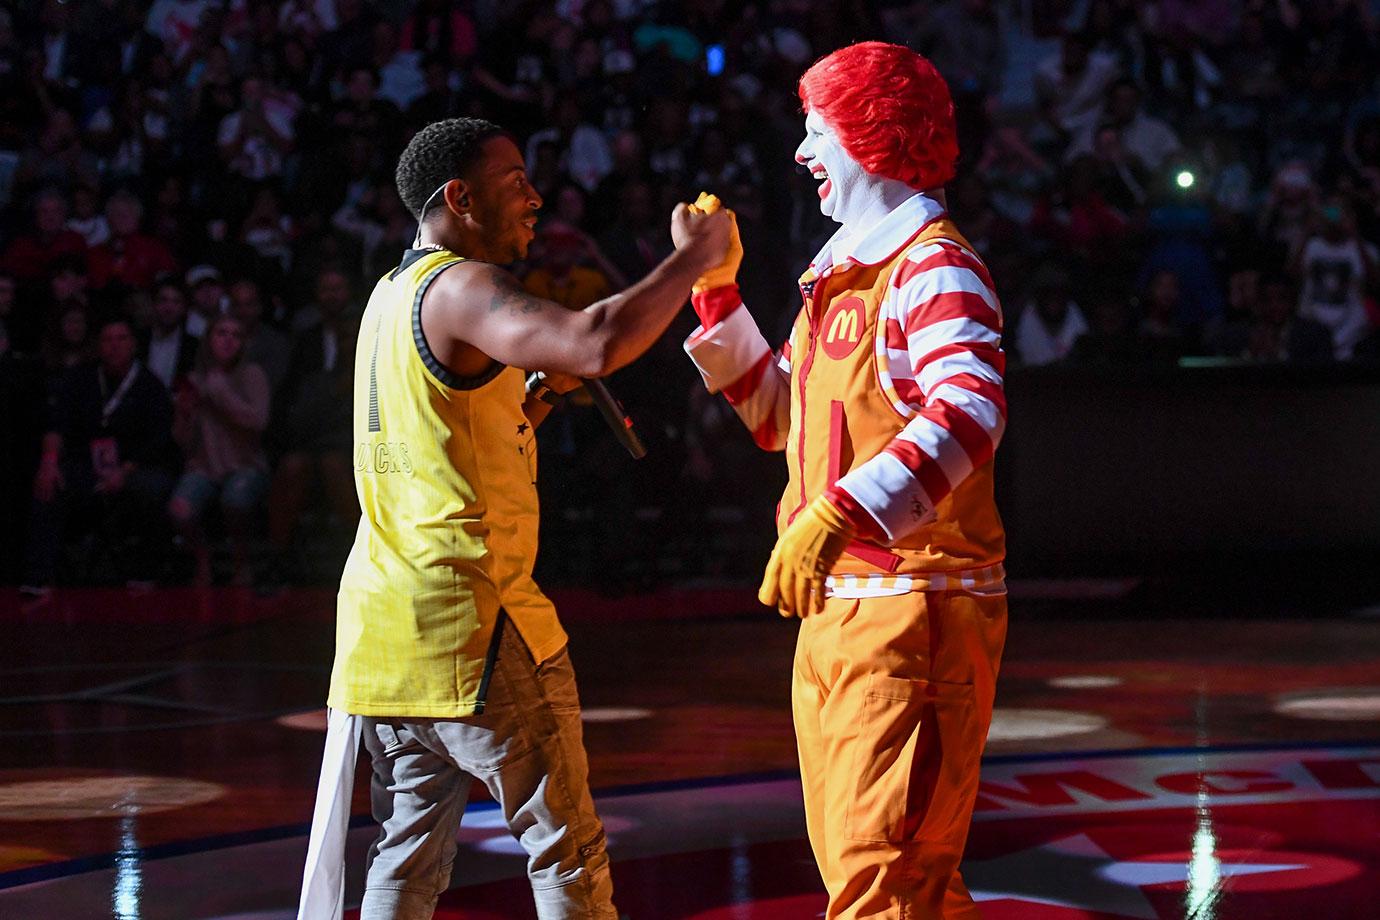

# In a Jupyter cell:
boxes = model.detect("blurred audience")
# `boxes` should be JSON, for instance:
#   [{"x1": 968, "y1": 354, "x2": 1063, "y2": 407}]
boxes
[
  {"x1": 1294, "y1": 199, "x2": 1379, "y2": 359},
  {"x1": 169, "y1": 315, "x2": 271, "y2": 586},
  {"x1": 142, "y1": 280, "x2": 200, "y2": 389},
  {"x1": 23, "y1": 318, "x2": 174, "y2": 594},
  {"x1": 0, "y1": 0, "x2": 1375, "y2": 590},
  {"x1": 263, "y1": 266, "x2": 359, "y2": 585},
  {"x1": 1015, "y1": 266, "x2": 1087, "y2": 366}
]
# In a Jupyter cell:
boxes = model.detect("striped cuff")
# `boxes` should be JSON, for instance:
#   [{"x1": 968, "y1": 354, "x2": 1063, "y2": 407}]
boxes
[
  {"x1": 684, "y1": 303, "x2": 770, "y2": 395},
  {"x1": 824, "y1": 484, "x2": 888, "y2": 543},
  {"x1": 690, "y1": 284, "x2": 742, "y2": 329}
]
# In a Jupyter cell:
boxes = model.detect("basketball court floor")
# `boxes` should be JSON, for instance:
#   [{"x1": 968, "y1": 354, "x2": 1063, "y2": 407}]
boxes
[{"x1": 2, "y1": 581, "x2": 1378, "y2": 918}]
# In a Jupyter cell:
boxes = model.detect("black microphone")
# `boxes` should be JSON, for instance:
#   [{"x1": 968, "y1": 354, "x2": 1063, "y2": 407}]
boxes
[{"x1": 582, "y1": 377, "x2": 647, "y2": 459}]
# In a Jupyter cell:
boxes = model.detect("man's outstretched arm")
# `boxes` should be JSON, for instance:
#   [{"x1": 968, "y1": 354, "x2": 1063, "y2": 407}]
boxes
[{"x1": 422, "y1": 204, "x2": 731, "y2": 381}]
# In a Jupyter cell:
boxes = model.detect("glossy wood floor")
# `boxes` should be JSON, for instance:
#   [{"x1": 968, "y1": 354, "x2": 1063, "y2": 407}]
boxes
[{"x1": 1, "y1": 583, "x2": 1378, "y2": 918}]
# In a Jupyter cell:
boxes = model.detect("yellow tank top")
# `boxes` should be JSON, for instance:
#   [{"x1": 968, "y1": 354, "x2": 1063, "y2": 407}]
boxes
[{"x1": 329, "y1": 248, "x2": 566, "y2": 717}]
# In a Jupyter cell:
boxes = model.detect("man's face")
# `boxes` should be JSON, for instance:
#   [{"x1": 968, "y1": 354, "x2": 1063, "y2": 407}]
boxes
[
  {"x1": 0, "y1": 276, "x2": 15, "y2": 315},
  {"x1": 611, "y1": 130, "x2": 642, "y2": 169},
  {"x1": 1148, "y1": 271, "x2": 1180, "y2": 315},
  {"x1": 316, "y1": 271, "x2": 351, "y2": 317},
  {"x1": 1093, "y1": 126, "x2": 1122, "y2": 160},
  {"x1": 346, "y1": 69, "x2": 375, "y2": 103},
  {"x1": 795, "y1": 108, "x2": 872, "y2": 227},
  {"x1": 466, "y1": 136, "x2": 543, "y2": 263},
  {"x1": 61, "y1": 308, "x2": 87, "y2": 344},
  {"x1": 153, "y1": 286, "x2": 187, "y2": 328},
  {"x1": 99, "y1": 322, "x2": 136, "y2": 373},
  {"x1": 35, "y1": 195, "x2": 66, "y2": 235},
  {"x1": 51, "y1": 268, "x2": 85, "y2": 302},
  {"x1": 192, "y1": 280, "x2": 223, "y2": 313},
  {"x1": 230, "y1": 282, "x2": 262, "y2": 324},
  {"x1": 107, "y1": 197, "x2": 139, "y2": 237}
]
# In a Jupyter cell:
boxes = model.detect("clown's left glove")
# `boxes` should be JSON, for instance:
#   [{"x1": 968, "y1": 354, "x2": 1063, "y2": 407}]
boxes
[{"x1": 758, "y1": 494, "x2": 856, "y2": 618}]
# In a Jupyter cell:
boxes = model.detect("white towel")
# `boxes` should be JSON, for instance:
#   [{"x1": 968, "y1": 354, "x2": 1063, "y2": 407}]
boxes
[{"x1": 297, "y1": 709, "x2": 363, "y2": 920}]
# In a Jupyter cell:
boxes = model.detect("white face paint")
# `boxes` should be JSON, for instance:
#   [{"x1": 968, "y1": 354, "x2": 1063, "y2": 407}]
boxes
[
  {"x1": 795, "y1": 107, "x2": 922, "y2": 239},
  {"x1": 795, "y1": 108, "x2": 867, "y2": 225}
]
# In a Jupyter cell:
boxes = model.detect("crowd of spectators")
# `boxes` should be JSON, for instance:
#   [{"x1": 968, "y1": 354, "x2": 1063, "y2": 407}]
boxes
[{"x1": 1, "y1": 0, "x2": 1377, "y2": 591}]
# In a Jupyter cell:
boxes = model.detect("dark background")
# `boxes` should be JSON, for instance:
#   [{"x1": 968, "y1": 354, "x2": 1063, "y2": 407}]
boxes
[{"x1": 0, "y1": 0, "x2": 1377, "y2": 598}]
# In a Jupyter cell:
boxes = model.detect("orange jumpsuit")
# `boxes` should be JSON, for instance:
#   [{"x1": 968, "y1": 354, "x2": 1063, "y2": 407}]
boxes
[{"x1": 686, "y1": 192, "x2": 1007, "y2": 918}]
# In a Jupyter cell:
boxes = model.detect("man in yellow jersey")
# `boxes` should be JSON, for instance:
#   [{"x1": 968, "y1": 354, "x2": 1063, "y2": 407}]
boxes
[{"x1": 299, "y1": 117, "x2": 730, "y2": 920}]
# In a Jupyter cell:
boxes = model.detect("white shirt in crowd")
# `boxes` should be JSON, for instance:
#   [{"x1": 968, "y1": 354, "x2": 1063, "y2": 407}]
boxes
[
  {"x1": 67, "y1": 215, "x2": 111, "y2": 248},
  {"x1": 1016, "y1": 301, "x2": 1090, "y2": 366},
  {"x1": 1068, "y1": 112, "x2": 1183, "y2": 172},
  {"x1": 217, "y1": 96, "x2": 298, "y2": 182},
  {"x1": 1035, "y1": 51, "x2": 1120, "y2": 135},
  {"x1": 1298, "y1": 237, "x2": 1378, "y2": 360},
  {"x1": 146, "y1": 326, "x2": 185, "y2": 388},
  {"x1": 525, "y1": 125, "x2": 614, "y2": 193}
]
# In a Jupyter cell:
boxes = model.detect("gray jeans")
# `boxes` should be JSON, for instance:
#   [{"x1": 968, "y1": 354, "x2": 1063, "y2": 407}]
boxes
[{"x1": 358, "y1": 624, "x2": 616, "y2": 919}]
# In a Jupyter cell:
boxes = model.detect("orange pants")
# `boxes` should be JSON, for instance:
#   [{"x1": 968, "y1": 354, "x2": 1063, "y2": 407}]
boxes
[{"x1": 792, "y1": 589, "x2": 1007, "y2": 919}]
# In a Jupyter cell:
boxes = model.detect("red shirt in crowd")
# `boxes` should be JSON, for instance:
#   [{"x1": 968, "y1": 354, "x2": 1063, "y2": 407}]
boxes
[
  {"x1": 88, "y1": 234, "x2": 178, "y2": 290},
  {"x1": 0, "y1": 230, "x2": 88, "y2": 282}
]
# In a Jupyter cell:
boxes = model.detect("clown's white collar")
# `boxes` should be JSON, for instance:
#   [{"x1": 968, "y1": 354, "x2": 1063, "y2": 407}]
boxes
[{"x1": 809, "y1": 191, "x2": 946, "y2": 274}]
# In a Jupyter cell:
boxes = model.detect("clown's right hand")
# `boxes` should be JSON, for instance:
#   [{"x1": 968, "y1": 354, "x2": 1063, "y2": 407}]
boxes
[{"x1": 687, "y1": 192, "x2": 742, "y2": 293}]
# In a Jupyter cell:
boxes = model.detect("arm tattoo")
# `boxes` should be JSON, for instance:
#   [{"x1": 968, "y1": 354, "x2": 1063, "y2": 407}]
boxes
[{"x1": 488, "y1": 275, "x2": 545, "y2": 315}]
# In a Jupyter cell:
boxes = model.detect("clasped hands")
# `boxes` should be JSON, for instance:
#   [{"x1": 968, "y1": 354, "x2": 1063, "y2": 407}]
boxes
[{"x1": 686, "y1": 192, "x2": 742, "y2": 292}]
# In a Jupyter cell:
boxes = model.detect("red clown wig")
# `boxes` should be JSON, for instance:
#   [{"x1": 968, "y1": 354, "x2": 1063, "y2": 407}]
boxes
[{"x1": 798, "y1": 42, "x2": 959, "y2": 190}]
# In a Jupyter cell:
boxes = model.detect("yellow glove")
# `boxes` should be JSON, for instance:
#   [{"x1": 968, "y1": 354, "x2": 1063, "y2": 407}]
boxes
[
  {"x1": 758, "y1": 495, "x2": 856, "y2": 618},
  {"x1": 688, "y1": 191, "x2": 742, "y2": 292}
]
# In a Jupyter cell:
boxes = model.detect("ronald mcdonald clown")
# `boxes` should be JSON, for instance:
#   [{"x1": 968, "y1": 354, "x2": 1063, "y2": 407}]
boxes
[{"x1": 685, "y1": 42, "x2": 1008, "y2": 919}]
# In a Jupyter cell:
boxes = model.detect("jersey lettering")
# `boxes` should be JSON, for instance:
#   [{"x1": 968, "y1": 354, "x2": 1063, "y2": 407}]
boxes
[{"x1": 354, "y1": 440, "x2": 413, "y2": 474}]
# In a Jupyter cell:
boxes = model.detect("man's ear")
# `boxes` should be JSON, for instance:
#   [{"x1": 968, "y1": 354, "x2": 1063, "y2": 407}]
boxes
[{"x1": 446, "y1": 179, "x2": 472, "y2": 215}]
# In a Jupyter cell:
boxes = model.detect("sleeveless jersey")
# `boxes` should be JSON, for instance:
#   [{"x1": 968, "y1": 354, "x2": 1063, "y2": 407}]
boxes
[{"x1": 330, "y1": 248, "x2": 566, "y2": 717}]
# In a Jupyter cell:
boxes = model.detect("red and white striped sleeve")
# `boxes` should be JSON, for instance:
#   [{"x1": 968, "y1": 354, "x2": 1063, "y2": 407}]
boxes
[
  {"x1": 827, "y1": 241, "x2": 1006, "y2": 542},
  {"x1": 683, "y1": 286, "x2": 792, "y2": 451}
]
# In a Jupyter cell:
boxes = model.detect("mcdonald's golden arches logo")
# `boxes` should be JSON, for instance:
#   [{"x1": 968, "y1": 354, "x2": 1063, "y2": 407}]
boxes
[{"x1": 821, "y1": 296, "x2": 866, "y2": 359}]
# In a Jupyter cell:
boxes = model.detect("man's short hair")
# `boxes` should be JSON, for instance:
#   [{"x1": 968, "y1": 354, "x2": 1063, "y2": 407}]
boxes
[
  {"x1": 99, "y1": 316, "x2": 134, "y2": 334},
  {"x1": 395, "y1": 118, "x2": 510, "y2": 219},
  {"x1": 798, "y1": 42, "x2": 958, "y2": 191}
]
